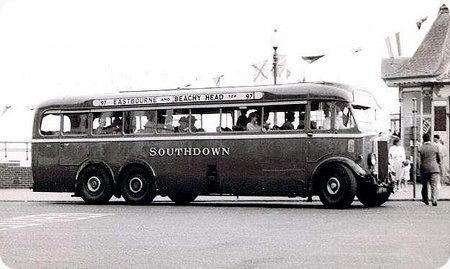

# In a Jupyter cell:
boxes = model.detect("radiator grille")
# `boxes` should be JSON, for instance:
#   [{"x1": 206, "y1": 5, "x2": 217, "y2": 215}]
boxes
[{"x1": 377, "y1": 140, "x2": 389, "y2": 181}]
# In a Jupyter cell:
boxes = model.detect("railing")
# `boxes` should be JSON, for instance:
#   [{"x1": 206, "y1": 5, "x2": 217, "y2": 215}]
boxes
[{"x1": 0, "y1": 141, "x2": 31, "y2": 167}]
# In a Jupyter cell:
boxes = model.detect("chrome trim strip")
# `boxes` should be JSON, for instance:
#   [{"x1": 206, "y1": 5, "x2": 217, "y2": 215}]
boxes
[{"x1": 32, "y1": 132, "x2": 376, "y2": 144}]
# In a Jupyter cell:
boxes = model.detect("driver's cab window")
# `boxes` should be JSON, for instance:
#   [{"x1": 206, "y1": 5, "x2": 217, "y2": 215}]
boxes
[{"x1": 335, "y1": 101, "x2": 355, "y2": 130}]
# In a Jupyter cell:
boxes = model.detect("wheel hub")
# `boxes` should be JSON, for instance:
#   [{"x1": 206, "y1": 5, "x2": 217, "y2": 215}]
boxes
[
  {"x1": 326, "y1": 177, "x2": 341, "y2": 195},
  {"x1": 87, "y1": 176, "x2": 101, "y2": 193},
  {"x1": 129, "y1": 177, "x2": 143, "y2": 193}
]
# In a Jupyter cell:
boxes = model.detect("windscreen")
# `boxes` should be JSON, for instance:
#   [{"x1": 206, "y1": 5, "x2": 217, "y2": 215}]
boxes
[{"x1": 352, "y1": 105, "x2": 377, "y2": 132}]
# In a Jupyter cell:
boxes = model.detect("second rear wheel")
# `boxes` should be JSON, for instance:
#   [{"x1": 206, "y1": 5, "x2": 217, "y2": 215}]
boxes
[{"x1": 121, "y1": 166, "x2": 156, "y2": 205}]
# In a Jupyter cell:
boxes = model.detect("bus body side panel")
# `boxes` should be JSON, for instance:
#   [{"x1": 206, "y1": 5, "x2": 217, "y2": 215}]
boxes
[
  {"x1": 185, "y1": 139, "x2": 226, "y2": 195},
  {"x1": 261, "y1": 137, "x2": 307, "y2": 196},
  {"x1": 143, "y1": 140, "x2": 194, "y2": 195},
  {"x1": 218, "y1": 137, "x2": 262, "y2": 195},
  {"x1": 32, "y1": 142, "x2": 75, "y2": 192}
]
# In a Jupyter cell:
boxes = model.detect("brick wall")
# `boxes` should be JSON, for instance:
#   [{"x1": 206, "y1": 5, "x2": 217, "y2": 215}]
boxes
[{"x1": 0, "y1": 163, "x2": 33, "y2": 189}]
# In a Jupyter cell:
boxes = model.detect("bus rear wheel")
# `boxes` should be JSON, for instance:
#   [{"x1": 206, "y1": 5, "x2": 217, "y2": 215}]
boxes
[
  {"x1": 168, "y1": 193, "x2": 198, "y2": 205},
  {"x1": 121, "y1": 167, "x2": 156, "y2": 205},
  {"x1": 317, "y1": 164, "x2": 357, "y2": 209},
  {"x1": 78, "y1": 165, "x2": 113, "y2": 204},
  {"x1": 357, "y1": 184, "x2": 391, "y2": 207}
]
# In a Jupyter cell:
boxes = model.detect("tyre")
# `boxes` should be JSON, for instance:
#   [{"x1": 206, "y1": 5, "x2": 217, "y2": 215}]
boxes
[
  {"x1": 317, "y1": 164, "x2": 357, "y2": 209},
  {"x1": 121, "y1": 166, "x2": 156, "y2": 205},
  {"x1": 78, "y1": 165, "x2": 113, "y2": 204},
  {"x1": 168, "y1": 192, "x2": 198, "y2": 205},
  {"x1": 357, "y1": 184, "x2": 391, "y2": 207}
]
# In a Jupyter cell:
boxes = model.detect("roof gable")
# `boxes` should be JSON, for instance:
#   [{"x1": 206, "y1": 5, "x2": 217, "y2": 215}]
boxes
[{"x1": 382, "y1": 5, "x2": 450, "y2": 83}]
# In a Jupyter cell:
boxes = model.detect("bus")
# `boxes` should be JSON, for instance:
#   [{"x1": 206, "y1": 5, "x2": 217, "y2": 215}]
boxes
[{"x1": 32, "y1": 82, "x2": 393, "y2": 208}]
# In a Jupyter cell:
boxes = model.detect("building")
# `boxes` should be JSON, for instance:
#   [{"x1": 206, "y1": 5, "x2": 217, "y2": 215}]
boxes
[{"x1": 382, "y1": 4, "x2": 450, "y2": 162}]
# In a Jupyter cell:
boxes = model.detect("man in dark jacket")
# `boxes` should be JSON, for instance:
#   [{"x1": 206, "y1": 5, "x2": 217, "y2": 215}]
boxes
[{"x1": 418, "y1": 133, "x2": 440, "y2": 206}]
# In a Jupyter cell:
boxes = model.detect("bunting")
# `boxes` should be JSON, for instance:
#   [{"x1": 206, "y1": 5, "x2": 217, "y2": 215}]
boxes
[{"x1": 251, "y1": 60, "x2": 269, "y2": 82}]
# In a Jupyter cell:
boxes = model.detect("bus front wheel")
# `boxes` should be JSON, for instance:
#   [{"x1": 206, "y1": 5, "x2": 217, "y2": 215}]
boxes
[
  {"x1": 121, "y1": 167, "x2": 156, "y2": 205},
  {"x1": 78, "y1": 166, "x2": 113, "y2": 204},
  {"x1": 317, "y1": 164, "x2": 357, "y2": 209}
]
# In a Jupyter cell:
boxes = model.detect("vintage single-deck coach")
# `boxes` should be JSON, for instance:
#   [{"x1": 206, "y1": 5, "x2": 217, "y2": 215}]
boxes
[{"x1": 32, "y1": 82, "x2": 392, "y2": 208}]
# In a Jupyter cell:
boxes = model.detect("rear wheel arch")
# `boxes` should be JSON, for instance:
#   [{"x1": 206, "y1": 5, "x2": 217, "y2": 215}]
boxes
[{"x1": 117, "y1": 160, "x2": 156, "y2": 184}]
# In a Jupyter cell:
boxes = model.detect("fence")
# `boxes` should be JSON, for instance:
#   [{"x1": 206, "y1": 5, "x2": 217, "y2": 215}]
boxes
[{"x1": 0, "y1": 141, "x2": 31, "y2": 167}]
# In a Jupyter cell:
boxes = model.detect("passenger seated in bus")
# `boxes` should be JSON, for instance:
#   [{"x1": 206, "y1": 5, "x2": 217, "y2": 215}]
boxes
[
  {"x1": 175, "y1": 116, "x2": 189, "y2": 133},
  {"x1": 189, "y1": 115, "x2": 201, "y2": 132},
  {"x1": 280, "y1": 112, "x2": 295, "y2": 130},
  {"x1": 102, "y1": 116, "x2": 122, "y2": 134},
  {"x1": 126, "y1": 116, "x2": 138, "y2": 134},
  {"x1": 233, "y1": 110, "x2": 248, "y2": 131},
  {"x1": 94, "y1": 116, "x2": 107, "y2": 134},
  {"x1": 335, "y1": 103, "x2": 349, "y2": 129},
  {"x1": 322, "y1": 110, "x2": 331, "y2": 130},
  {"x1": 142, "y1": 113, "x2": 156, "y2": 133},
  {"x1": 111, "y1": 116, "x2": 122, "y2": 133},
  {"x1": 246, "y1": 112, "x2": 261, "y2": 131},
  {"x1": 297, "y1": 112, "x2": 306, "y2": 129}
]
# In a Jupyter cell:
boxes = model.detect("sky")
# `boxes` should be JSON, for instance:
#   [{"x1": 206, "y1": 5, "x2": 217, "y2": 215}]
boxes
[{"x1": 0, "y1": 0, "x2": 448, "y2": 140}]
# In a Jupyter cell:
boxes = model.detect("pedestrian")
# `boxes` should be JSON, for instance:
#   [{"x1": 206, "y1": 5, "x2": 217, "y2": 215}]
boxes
[
  {"x1": 419, "y1": 133, "x2": 440, "y2": 206},
  {"x1": 399, "y1": 160, "x2": 410, "y2": 192},
  {"x1": 389, "y1": 137, "x2": 406, "y2": 192},
  {"x1": 433, "y1": 135, "x2": 449, "y2": 186}
]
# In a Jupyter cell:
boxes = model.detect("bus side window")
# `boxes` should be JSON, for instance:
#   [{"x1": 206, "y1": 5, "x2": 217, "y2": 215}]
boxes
[
  {"x1": 63, "y1": 113, "x2": 88, "y2": 135},
  {"x1": 310, "y1": 101, "x2": 332, "y2": 130},
  {"x1": 157, "y1": 109, "x2": 187, "y2": 133},
  {"x1": 264, "y1": 104, "x2": 306, "y2": 131},
  {"x1": 92, "y1": 112, "x2": 122, "y2": 135},
  {"x1": 125, "y1": 111, "x2": 149, "y2": 134},
  {"x1": 221, "y1": 109, "x2": 234, "y2": 131},
  {"x1": 191, "y1": 108, "x2": 220, "y2": 133},
  {"x1": 40, "y1": 113, "x2": 60, "y2": 136}
]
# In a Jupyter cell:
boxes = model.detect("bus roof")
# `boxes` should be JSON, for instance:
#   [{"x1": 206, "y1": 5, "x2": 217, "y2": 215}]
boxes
[{"x1": 35, "y1": 82, "x2": 369, "y2": 111}]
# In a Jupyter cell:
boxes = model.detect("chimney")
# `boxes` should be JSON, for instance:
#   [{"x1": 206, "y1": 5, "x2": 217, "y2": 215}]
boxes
[{"x1": 439, "y1": 4, "x2": 448, "y2": 15}]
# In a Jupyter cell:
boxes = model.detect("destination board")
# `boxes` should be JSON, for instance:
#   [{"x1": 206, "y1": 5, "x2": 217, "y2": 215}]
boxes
[{"x1": 93, "y1": 92, "x2": 264, "y2": 107}]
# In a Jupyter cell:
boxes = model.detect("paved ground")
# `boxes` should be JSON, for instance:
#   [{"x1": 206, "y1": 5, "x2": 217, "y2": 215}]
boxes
[{"x1": 0, "y1": 183, "x2": 449, "y2": 203}]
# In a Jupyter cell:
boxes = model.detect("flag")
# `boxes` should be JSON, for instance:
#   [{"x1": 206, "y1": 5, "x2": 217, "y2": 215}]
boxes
[
  {"x1": 286, "y1": 69, "x2": 291, "y2": 79},
  {"x1": 395, "y1": 32, "x2": 402, "y2": 56},
  {"x1": 213, "y1": 75, "x2": 224, "y2": 87},
  {"x1": 301, "y1": 55, "x2": 325, "y2": 64},
  {"x1": 416, "y1": 16, "x2": 427, "y2": 30},
  {"x1": 350, "y1": 47, "x2": 362, "y2": 53},
  {"x1": 273, "y1": 54, "x2": 287, "y2": 77},
  {"x1": 0, "y1": 106, "x2": 11, "y2": 116},
  {"x1": 385, "y1": 36, "x2": 394, "y2": 58},
  {"x1": 251, "y1": 60, "x2": 269, "y2": 82}
]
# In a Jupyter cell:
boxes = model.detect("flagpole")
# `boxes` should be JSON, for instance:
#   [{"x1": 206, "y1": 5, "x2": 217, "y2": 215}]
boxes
[
  {"x1": 273, "y1": 47, "x2": 278, "y2": 85},
  {"x1": 271, "y1": 29, "x2": 279, "y2": 85}
]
